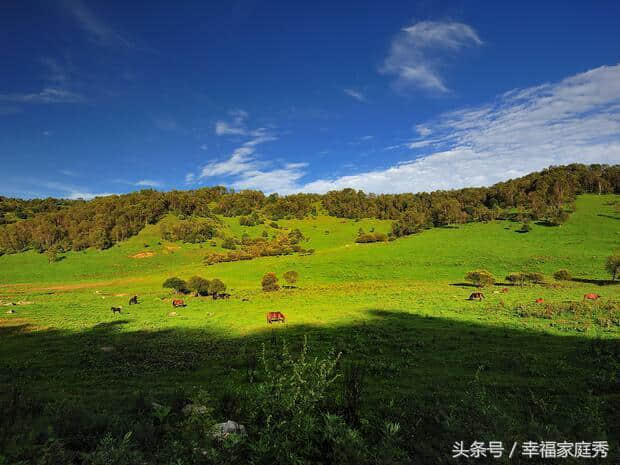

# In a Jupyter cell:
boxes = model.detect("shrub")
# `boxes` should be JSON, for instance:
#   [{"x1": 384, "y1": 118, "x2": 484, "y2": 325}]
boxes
[
  {"x1": 518, "y1": 222, "x2": 532, "y2": 233},
  {"x1": 553, "y1": 269, "x2": 572, "y2": 281},
  {"x1": 355, "y1": 232, "x2": 388, "y2": 243},
  {"x1": 283, "y1": 270, "x2": 299, "y2": 286},
  {"x1": 187, "y1": 276, "x2": 211, "y2": 296},
  {"x1": 465, "y1": 269, "x2": 495, "y2": 288},
  {"x1": 605, "y1": 255, "x2": 620, "y2": 280},
  {"x1": 523, "y1": 271, "x2": 545, "y2": 284},
  {"x1": 262, "y1": 272, "x2": 279, "y2": 292},
  {"x1": 221, "y1": 238, "x2": 237, "y2": 250},
  {"x1": 162, "y1": 277, "x2": 187, "y2": 293},
  {"x1": 209, "y1": 278, "x2": 226, "y2": 295},
  {"x1": 506, "y1": 272, "x2": 525, "y2": 286}
]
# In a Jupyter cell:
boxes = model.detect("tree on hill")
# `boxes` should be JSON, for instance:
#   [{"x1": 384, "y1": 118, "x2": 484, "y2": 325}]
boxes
[
  {"x1": 210, "y1": 278, "x2": 227, "y2": 295},
  {"x1": 605, "y1": 255, "x2": 620, "y2": 281},
  {"x1": 163, "y1": 277, "x2": 187, "y2": 294},
  {"x1": 187, "y1": 276, "x2": 210, "y2": 296},
  {"x1": 262, "y1": 272, "x2": 279, "y2": 292},
  {"x1": 465, "y1": 270, "x2": 495, "y2": 288},
  {"x1": 283, "y1": 270, "x2": 299, "y2": 287}
]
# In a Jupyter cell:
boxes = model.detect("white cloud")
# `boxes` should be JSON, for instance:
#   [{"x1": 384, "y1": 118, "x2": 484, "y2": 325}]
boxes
[
  {"x1": 215, "y1": 109, "x2": 249, "y2": 135},
  {"x1": 298, "y1": 64, "x2": 620, "y2": 193},
  {"x1": 0, "y1": 88, "x2": 85, "y2": 104},
  {"x1": 63, "y1": 0, "x2": 133, "y2": 48},
  {"x1": 381, "y1": 20, "x2": 482, "y2": 92},
  {"x1": 135, "y1": 179, "x2": 162, "y2": 188},
  {"x1": 200, "y1": 144, "x2": 208, "y2": 151},
  {"x1": 231, "y1": 163, "x2": 308, "y2": 194},
  {"x1": 344, "y1": 88, "x2": 366, "y2": 102},
  {"x1": 193, "y1": 127, "x2": 278, "y2": 181}
]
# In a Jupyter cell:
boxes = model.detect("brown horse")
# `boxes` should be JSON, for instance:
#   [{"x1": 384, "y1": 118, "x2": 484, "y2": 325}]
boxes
[
  {"x1": 535, "y1": 298, "x2": 544, "y2": 304},
  {"x1": 584, "y1": 293, "x2": 600, "y2": 301},
  {"x1": 468, "y1": 292, "x2": 484, "y2": 301},
  {"x1": 172, "y1": 299, "x2": 186, "y2": 307},
  {"x1": 267, "y1": 311, "x2": 286, "y2": 323}
]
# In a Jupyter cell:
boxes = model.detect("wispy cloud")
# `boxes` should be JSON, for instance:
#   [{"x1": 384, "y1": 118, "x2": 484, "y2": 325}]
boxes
[
  {"x1": 0, "y1": 88, "x2": 85, "y2": 104},
  {"x1": 344, "y1": 88, "x2": 366, "y2": 102},
  {"x1": 197, "y1": 128, "x2": 276, "y2": 179},
  {"x1": 299, "y1": 64, "x2": 620, "y2": 193},
  {"x1": 62, "y1": 0, "x2": 133, "y2": 48},
  {"x1": 381, "y1": 20, "x2": 482, "y2": 93},
  {"x1": 37, "y1": 180, "x2": 116, "y2": 200},
  {"x1": 135, "y1": 179, "x2": 162, "y2": 188},
  {"x1": 215, "y1": 109, "x2": 249, "y2": 135}
]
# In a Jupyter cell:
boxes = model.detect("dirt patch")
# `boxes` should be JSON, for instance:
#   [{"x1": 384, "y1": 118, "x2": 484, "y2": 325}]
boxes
[{"x1": 130, "y1": 252, "x2": 155, "y2": 259}]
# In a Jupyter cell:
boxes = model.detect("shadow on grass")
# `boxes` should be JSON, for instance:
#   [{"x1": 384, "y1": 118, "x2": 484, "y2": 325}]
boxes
[
  {"x1": 597, "y1": 214, "x2": 619, "y2": 221},
  {"x1": 572, "y1": 277, "x2": 619, "y2": 286},
  {"x1": 0, "y1": 308, "x2": 618, "y2": 461}
]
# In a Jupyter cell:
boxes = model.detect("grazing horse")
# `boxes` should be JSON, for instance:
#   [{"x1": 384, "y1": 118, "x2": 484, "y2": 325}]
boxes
[
  {"x1": 111, "y1": 306, "x2": 122, "y2": 314},
  {"x1": 501, "y1": 287, "x2": 509, "y2": 293},
  {"x1": 584, "y1": 293, "x2": 600, "y2": 301},
  {"x1": 267, "y1": 311, "x2": 286, "y2": 324},
  {"x1": 172, "y1": 299, "x2": 186, "y2": 308},
  {"x1": 468, "y1": 292, "x2": 484, "y2": 301},
  {"x1": 129, "y1": 295, "x2": 138, "y2": 305},
  {"x1": 535, "y1": 298, "x2": 544, "y2": 304}
]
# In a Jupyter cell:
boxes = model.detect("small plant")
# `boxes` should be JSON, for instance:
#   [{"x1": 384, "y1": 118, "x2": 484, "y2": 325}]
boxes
[
  {"x1": 605, "y1": 254, "x2": 620, "y2": 280},
  {"x1": 282, "y1": 270, "x2": 299, "y2": 287},
  {"x1": 465, "y1": 269, "x2": 495, "y2": 288},
  {"x1": 162, "y1": 277, "x2": 188, "y2": 294},
  {"x1": 261, "y1": 272, "x2": 279, "y2": 292},
  {"x1": 221, "y1": 238, "x2": 237, "y2": 250},
  {"x1": 553, "y1": 269, "x2": 572, "y2": 281}
]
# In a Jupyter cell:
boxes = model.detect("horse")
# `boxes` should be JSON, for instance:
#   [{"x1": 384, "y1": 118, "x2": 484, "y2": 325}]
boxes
[
  {"x1": 267, "y1": 311, "x2": 286, "y2": 323},
  {"x1": 535, "y1": 298, "x2": 544, "y2": 304},
  {"x1": 584, "y1": 293, "x2": 600, "y2": 301},
  {"x1": 111, "y1": 306, "x2": 122, "y2": 314},
  {"x1": 468, "y1": 292, "x2": 484, "y2": 301},
  {"x1": 129, "y1": 295, "x2": 138, "y2": 305},
  {"x1": 172, "y1": 299, "x2": 186, "y2": 307}
]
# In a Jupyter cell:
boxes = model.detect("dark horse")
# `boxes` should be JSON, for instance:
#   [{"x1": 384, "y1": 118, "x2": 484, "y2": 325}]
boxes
[
  {"x1": 111, "y1": 306, "x2": 122, "y2": 314},
  {"x1": 468, "y1": 292, "x2": 484, "y2": 301},
  {"x1": 129, "y1": 295, "x2": 138, "y2": 305}
]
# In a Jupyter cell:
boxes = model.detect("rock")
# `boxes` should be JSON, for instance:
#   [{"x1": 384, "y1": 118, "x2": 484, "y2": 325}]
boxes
[
  {"x1": 100, "y1": 346, "x2": 114, "y2": 352},
  {"x1": 212, "y1": 420, "x2": 247, "y2": 439},
  {"x1": 168, "y1": 311, "x2": 178, "y2": 317}
]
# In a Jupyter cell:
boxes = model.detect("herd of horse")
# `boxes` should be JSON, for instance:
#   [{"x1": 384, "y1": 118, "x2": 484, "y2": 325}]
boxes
[
  {"x1": 108, "y1": 288, "x2": 602, "y2": 322},
  {"x1": 468, "y1": 290, "x2": 602, "y2": 303}
]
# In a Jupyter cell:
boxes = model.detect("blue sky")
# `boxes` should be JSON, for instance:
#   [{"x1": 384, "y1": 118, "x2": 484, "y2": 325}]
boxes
[{"x1": 1, "y1": 0, "x2": 619, "y2": 199}]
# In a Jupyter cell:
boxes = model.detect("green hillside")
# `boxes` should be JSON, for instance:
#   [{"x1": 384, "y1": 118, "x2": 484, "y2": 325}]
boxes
[{"x1": 0, "y1": 193, "x2": 618, "y2": 463}]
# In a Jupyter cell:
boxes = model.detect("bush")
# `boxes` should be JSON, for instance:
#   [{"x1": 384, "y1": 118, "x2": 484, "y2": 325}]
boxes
[
  {"x1": 187, "y1": 276, "x2": 211, "y2": 296},
  {"x1": 355, "y1": 232, "x2": 388, "y2": 243},
  {"x1": 553, "y1": 269, "x2": 572, "y2": 281},
  {"x1": 506, "y1": 272, "x2": 525, "y2": 286},
  {"x1": 465, "y1": 269, "x2": 495, "y2": 288},
  {"x1": 523, "y1": 271, "x2": 545, "y2": 284},
  {"x1": 162, "y1": 277, "x2": 187, "y2": 293},
  {"x1": 283, "y1": 270, "x2": 299, "y2": 286},
  {"x1": 210, "y1": 278, "x2": 226, "y2": 295},
  {"x1": 262, "y1": 272, "x2": 279, "y2": 292},
  {"x1": 518, "y1": 222, "x2": 532, "y2": 233},
  {"x1": 605, "y1": 255, "x2": 620, "y2": 280},
  {"x1": 221, "y1": 238, "x2": 237, "y2": 250}
]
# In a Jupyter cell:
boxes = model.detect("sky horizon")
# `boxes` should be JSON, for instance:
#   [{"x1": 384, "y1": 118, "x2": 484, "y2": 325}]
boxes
[{"x1": 1, "y1": 1, "x2": 619, "y2": 200}]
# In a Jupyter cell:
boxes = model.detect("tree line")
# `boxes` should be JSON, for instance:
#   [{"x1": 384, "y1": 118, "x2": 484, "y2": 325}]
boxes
[{"x1": 0, "y1": 164, "x2": 617, "y2": 255}]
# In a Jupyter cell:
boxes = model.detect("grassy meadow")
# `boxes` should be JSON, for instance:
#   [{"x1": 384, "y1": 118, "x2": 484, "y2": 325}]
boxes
[{"x1": 1, "y1": 194, "x2": 618, "y2": 463}]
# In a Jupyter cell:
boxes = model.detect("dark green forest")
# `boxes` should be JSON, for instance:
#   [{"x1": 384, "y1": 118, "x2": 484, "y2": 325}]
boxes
[{"x1": 1, "y1": 164, "x2": 618, "y2": 255}]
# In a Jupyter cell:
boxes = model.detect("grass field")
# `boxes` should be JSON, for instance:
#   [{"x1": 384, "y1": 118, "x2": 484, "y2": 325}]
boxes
[{"x1": 1, "y1": 194, "x2": 618, "y2": 463}]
